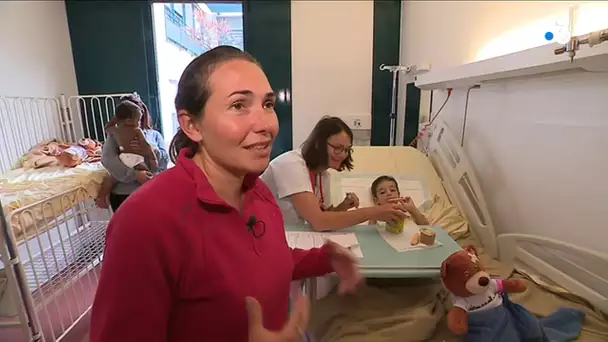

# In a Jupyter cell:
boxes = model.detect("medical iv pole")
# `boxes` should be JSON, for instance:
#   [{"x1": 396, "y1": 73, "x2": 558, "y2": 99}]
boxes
[{"x1": 379, "y1": 64, "x2": 418, "y2": 146}]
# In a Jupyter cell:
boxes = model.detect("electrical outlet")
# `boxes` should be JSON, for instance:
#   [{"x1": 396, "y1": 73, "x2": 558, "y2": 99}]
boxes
[{"x1": 353, "y1": 119, "x2": 362, "y2": 128}]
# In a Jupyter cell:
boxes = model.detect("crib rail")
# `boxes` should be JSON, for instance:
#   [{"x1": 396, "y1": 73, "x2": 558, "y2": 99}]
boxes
[
  {"x1": 62, "y1": 93, "x2": 132, "y2": 143},
  {"x1": 0, "y1": 92, "x2": 134, "y2": 174},
  {"x1": 0, "y1": 96, "x2": 65, "y2": 174},
  {"x1": 0, "y1": 187, "x2": 110, "y2": 341}
]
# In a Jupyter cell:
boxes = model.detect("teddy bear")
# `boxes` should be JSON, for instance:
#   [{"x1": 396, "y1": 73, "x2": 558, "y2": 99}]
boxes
[
  {"x1": 441, "y1": 246, "x2": 526, "y2": 335},
  {"x1": 440, "y1": 246, "x2": 585, "y2": 342}
]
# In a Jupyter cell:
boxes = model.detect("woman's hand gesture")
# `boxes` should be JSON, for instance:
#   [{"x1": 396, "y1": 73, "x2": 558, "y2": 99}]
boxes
[
  {"x1": 247, "y1": 295, "x2": 309, "y2": 342},
  {"x1": 325, "y1": 240, "x2": 363, "y2": 294}
]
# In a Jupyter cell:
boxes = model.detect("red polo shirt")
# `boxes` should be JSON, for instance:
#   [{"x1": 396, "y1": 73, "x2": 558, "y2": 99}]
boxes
[{"x1": 90, "y1": 149, "x2": 333, "y2": 342}]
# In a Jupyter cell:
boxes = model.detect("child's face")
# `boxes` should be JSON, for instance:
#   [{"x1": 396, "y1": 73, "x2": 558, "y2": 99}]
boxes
[{"x1": 373, "y1": 180, "x2": 400, "y2": 205}]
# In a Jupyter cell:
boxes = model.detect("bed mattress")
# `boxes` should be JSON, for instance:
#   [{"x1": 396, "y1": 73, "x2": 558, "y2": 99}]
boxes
[
  {"x1": 0, "y1": 163, "x2": 107, "y2": 243},
  {"x1": 312, "y1": 146, "x2": 608, "y2": 341}
]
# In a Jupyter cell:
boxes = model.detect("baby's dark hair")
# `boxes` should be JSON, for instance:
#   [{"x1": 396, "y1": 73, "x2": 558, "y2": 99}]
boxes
[
  {"x1": 120, "y1": 94, "x2": 152, "y2": 129},
  {"x1": 114, "y1": 100, "x2": 142, "y2": 121},
  {"x1": 371, "y1": 175, "x2": 399, "y2": 198},
  {"x1": 104, "y1": 100, "x2": 142, "y2": 131}
]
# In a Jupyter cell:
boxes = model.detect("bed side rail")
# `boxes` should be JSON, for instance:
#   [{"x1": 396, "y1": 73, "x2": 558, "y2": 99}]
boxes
[
  {"x1": 427, "y1": 120, "x2": 498, "y2": 258},
  {"x1": 497, "y1": 233, "x2": 608, "y2": 314}
]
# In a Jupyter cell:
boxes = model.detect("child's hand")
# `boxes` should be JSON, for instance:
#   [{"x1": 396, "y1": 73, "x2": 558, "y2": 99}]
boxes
[
  {"x1": 398, "y1": 197, "x2": 430, "y2": 225},
  {"x1": 402, "y1": 196, "x2": 418, "y2": 213}
]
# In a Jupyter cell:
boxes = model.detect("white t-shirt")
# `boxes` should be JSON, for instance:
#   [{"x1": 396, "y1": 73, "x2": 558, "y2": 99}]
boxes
[
  {"x1": 452, "y1": 279, "x2": 504, "y2": 312},
  {"x1": 260, "y1": 149, "x2": 330, "y2": 225}
]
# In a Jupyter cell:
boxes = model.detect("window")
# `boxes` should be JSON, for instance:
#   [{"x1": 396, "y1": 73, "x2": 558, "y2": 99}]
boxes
[
  {"x1": 184, "y1": 3, "x2": 195, "y2": 29},
  {"x1": 172, "y1": 3, "x2": 184, "y2": 17},
  {"x1": 165, "y1": 3, "x2": 185, "y2": 25},
  {"x1": 153, "y1": 2, "x2": 245, "y2": 143}
]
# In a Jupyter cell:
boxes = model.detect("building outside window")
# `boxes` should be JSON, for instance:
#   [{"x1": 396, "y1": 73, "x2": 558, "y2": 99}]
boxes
[
  {"x1": 153, "y1": 3, "x2": 244, "y2": 147},
  {"x1": 163, "y1": 3, "x2": 243, "y2": 56}
]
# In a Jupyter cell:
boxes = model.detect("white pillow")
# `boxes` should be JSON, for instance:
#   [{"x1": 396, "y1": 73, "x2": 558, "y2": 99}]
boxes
[{"x1": 330, "y1": 173, "x2": 430, "y2": 210}]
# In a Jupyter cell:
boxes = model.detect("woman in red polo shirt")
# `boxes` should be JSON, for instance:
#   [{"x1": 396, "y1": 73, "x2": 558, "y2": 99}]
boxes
[{"x1": 90, "y1": 46, "x2": 362, "y2": 342}]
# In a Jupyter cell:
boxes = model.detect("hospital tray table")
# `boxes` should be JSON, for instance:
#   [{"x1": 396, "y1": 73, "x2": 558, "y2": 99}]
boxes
[
  {"x1": 286, "y1": 224, "x2": 462, "y2": 301},
  {"x1": 286, "y1": 224, "x2": 462, "y2": 278}
]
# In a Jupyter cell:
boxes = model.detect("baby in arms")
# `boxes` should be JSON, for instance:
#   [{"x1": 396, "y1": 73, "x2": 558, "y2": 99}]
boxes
[
  {"x1": 369, "y1": 175, "x2": 429, "y2": 225},
  {"x1": 95, "y1": 100, "x2": 158, "y2": 209}
]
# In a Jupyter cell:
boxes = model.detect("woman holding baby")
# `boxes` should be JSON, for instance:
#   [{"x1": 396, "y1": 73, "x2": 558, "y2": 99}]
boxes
[{"x1": 98, "y1": 94, "x2": 170, "y2": 211}]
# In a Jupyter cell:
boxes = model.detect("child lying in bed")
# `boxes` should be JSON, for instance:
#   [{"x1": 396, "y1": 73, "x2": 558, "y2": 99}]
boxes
[
  {"x1": 369, "y1": 175, "x2": 429, "y2": 225},
  {"x1": 95, "y1": 100, "x2": 158, "y2": 209}
]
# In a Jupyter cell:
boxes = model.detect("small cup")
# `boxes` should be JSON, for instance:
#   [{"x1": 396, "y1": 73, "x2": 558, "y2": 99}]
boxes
[
  {"x1": 386, "y1": 218, "x2": 406, "y2": 234},
  {"x1": 419, "y1": 228, "x2": 436, "y2": 245}
]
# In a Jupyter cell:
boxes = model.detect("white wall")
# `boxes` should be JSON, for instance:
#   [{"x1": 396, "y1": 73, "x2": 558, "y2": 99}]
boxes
[
  {"x1": 400, "y1": 1, "x2": 608, "y2": 251},
  {"x1": 291, "y1": 1, "x2": 374, "y2": 148},
  {"x1": 0, "y1": 1, "x2": 78, "y2": 97},
  {"x1": 401, "y1": 1, "x2": 608, "y2": 69}
]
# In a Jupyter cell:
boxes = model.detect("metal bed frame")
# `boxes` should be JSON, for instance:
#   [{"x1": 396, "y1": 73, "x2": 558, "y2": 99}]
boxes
[
  {"x1": 0, "y1": 93, "x2": 132, "y2": 341},
  {"x1": 426, "y1": 119, "x2": 607, "y2": 314}
]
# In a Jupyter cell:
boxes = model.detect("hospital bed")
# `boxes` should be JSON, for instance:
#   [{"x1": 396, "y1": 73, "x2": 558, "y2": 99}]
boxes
[
  {"x1": 0, "y1": 93, "x2": 131, "y2": 341},
  {"x1": 308, "y1": 120, "x2": 608, "y2": 341}
]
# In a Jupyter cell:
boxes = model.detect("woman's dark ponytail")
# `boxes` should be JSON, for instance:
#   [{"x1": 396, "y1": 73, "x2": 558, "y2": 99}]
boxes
[{"x1": 169, "y1": 128, "x2": 198, "y2": 163}]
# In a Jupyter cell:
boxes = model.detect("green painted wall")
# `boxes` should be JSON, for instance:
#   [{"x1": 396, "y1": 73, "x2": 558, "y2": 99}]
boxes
[
  {"x1": 243, "y1": 0, "x2": 292, "y2": 159},
  {"x1": 65, "y1": 0, "x2": 160, "y2": 139},
  {"x1": 371, "y1": 0, "x2": 420, "y2": 146},
  {"x1": 403, "y1": 84, "x2": 421, "y2": 145},
  {"x1": 371, "y1": 0, "x2": 401, "y2": 146}
]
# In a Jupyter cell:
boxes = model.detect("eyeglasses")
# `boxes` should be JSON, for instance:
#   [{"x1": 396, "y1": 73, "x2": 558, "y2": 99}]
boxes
[{"x1": 328, "y1": 142, "x2": 353, "y2": 155}]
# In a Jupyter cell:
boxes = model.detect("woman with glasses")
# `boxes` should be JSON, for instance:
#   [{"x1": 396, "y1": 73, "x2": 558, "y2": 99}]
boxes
[{"x1": 261, "y1": 116, "x2": 407, "y2": 231}]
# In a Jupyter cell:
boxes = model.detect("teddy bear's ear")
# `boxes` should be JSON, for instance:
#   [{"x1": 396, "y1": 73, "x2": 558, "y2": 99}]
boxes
[{"x1": 465, "y1": 245, "x2": 478, "y2": 256}]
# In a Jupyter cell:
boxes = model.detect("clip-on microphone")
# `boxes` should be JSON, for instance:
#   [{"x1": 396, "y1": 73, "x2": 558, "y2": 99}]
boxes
[{"x1": 246, "y1": 215, "x2": 266, "y2": 238}]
